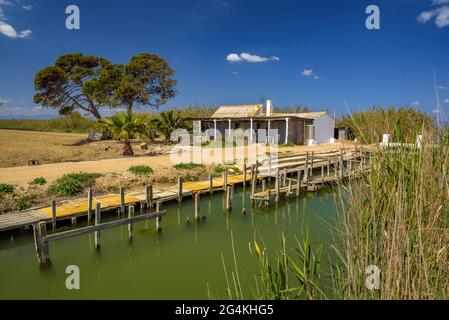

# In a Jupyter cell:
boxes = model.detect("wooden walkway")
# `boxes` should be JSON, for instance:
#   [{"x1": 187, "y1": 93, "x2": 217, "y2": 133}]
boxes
[{"x1": 0, "y1": 146, "x2": 371, "y2": 233}]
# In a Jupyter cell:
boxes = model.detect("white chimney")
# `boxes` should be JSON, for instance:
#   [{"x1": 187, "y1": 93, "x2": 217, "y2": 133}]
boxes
[{"x1": 266, "y1": 100, "x2": 273, "y2": 116}]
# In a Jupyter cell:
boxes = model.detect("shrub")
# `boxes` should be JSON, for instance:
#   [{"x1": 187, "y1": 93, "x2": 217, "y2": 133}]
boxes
[
  {"x1": 0, "y1": 184, "x2": 14, "y2": 194},
  {"x1": 173, "y1": 163, "x2": 205, "y2": 170},
  {"x1": 128, "y1": 165, "x2": 154, "y2": 176},
  {"x1": 49, "y1": 172, "x2": 102, "y2": 197},
  {"x1": 31, "y1": 177, "x2": 47, "y2": 185},
  {"x1": 213, "y1": 165, "x2": 241, "y2": 177},
  {"x1": 15, "y1": 196, "x2": 31, "y2": 211}
]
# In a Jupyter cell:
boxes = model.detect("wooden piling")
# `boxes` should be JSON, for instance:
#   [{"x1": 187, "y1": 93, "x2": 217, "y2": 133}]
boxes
[
  {"x1": 34, "y1": 222, "x2": 49, "y2": 264},
  {"x1": 310, "y1": 152, "x2": 315, "y2": 177},
  {"x1": 275, "y1": 171, "x2": 280, "y2": 203},
  {"x1": 87, "y1": 188, "x2": 93, "y2": 224},
  {"x1": 250, "y1": 165, "x2": 256, "y2": 196},
  {"x1": 242, "y1": 163, "x2": 247, "y2": 194},
  {"x1": 51, "y1": 200, "x2": 57, "y2": 230},
  {"x1": 178, "y1": 176, "x2": 183, "y2": 203},
  {"x1": 223, "y1": 171, "x2": 228, "y2": 191},
  {"x1": 321, "y1": 165, "x2": 325, "y2": 182},
  {"x1": 304, "y1": 152, "x2": 309, "y2": 182},
  {"x1": 296, "y1": 170, "x2": 301, "y2": 197},
  {"x1": 262, "y1": 179, "x2": 266, "y2": 192},
  {"x1": 156, "y1": 202, "x2": 162, "y2": 232},
  {"x1": 327, "y1": 160, "x2": 331, "y2": 177},
  {"x1": 287, "y1": 179, "x2": 292, "y2": 197},
  {"x1": 282, "y1": 169, "x2": 287, "y2": 187},
  {"x1": 146, "y1": 185, "x2": 153, "y2": 209},
  {"x1": 128, "y1": 205, "x2": 134, "y2": 240},
  {"x1": 254, "y1": 160, "x2": 259, "y2": 186},
  {"x1": 119, "y1": 187, "x2": 125, "y2": 215},
  {"x1": 209, "y1": 174, "x2": 214, "y2": 195},
  {"x1": 95, "y1": 203, "x2": 101, "y2": 249},
  {"x1": 195, "y1": 192, "x2": 200, "y2": 221},
  {"x1": 226, "y1": 186, "x2": 232, "y2": 211}
]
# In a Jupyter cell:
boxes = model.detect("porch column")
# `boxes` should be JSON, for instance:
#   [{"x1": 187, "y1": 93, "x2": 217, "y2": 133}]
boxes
[
  {"x1": 267, "y1": 120, "x2": 271, "y2": 144},
  {"x1": 214, "y1": 119, "x2": 217, "y2": 141},
  {"x1": 250, "y1": 118, "x2": 253, "y2": 143},
  {"x1": 228, "y1": 118, "x2": 232, "y2": 137},
  {"x1": 285, "y1": 118, "x2": 289, "y2": 144}
]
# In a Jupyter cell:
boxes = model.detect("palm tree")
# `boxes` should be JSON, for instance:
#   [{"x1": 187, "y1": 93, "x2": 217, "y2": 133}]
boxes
[
  {"x1": 97, "y1": 110, "x2": 147, "y2": 156},
  {"x1": 151, "y1": 110, "x2": 187, "y2": 142}
]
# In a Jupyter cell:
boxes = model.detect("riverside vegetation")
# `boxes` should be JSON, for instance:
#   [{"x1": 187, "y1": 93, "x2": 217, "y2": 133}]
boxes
[{"x1": 228, "y1": 124, "x2": 448, "y2": 300}]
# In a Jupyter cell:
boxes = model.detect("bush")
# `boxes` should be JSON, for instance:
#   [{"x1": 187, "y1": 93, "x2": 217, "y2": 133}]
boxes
[
  {"x1": 0, "y1": 184, "x2": 14, "y2": 194},
  {"x1": 15, "y1": 196, "x2": 31, "y2": 211},
  {"x1": 49, "y1": 172, "x2": 102, "y2": 197},
  {"x1": 173, "y1": 163, "x2": 205, "y2": 170},
  {"x1": 128, "y1": 165, "x2": 154, "y2": 176},
  {"x1": 213, "y1": 165, "x2": 241, "y2": 177},
  {"x1": 31, "y1": 177, "x2": 47, "y2": 185}
]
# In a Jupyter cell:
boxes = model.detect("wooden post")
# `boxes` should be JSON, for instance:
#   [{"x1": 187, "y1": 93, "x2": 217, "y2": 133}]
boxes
[
  {"x1": 209, "y1": 174, "x2": 214, "y2": 195},
  {"x1": 287, "y1": 179, "x2": 292, "y2": 197},
  {"x1": 268, "y1": 154, "x2": 272, "y2": 174},
  {"x1": 178, "y1": 176, "x2": 183, "y2": 203},
  {"x1": 128, "y1": 205, "x2": 134, "y2": 240},
  {"x1": 250, "y1": 165, "x2": 256, "y2": 196},
  {"x1": 283, "y1": 169, "x2": 287, "y2": 187},
  {"x1": 34, "y1": 222, "x2": 50, "y2": 264},
  {"x1": 87, "y1": 188, "x2": 93, "y2": 224},
  {"x1": 120, "y1": 187, "x2": 125, "y2": 215},
  {"x1": 310, "y1": 152, "x2": 315, "y2": 178},
  {"x1": 156, "y1": 202, "x2": 162, "y2": 232},
  {"x1": 339, "y1": 155, "x2": 344, "y2": 179},
  {"x1": 51, "y1": 200, "x2": 57, "y2": 230},
  {"x1": 242, "y1": 163, "x2": 247, "y2": 194},
  {"x1": 223, "y1": 171, "x2": 228, "y2": 191},
  {"x1": 95, "y1": 203, "x2": 101, "y2": 249},
  {"x1": 250, "y1": 165, "x2": 255, "y2": 193},
  {"x1": 262, "y1": 179, "x2": 266, "y2": 192},
  {"x1": 321, "y1": 165, "x2": 325, "y2": 183},
  {"x1": 195, "y1": 192, "x2": 200, "y2": 221},
  {"x1": 296, "y1": 170, "x2": 301, "y2": 197},
  {"x1": 275, "y1": 171, "x2": 280, "y2": 203},
  {"x1": 254, "y1": 160, "x2": 259, "y2": 186},
  {"x1": 146, "y1": 185, "x2": 153, "y2": 209},
  {"x1": 327, "y1": 160, "x2": 331, "y2": 177},
  {"x1": 226, "y1": 186, "x2": 232, "y2": 211},
  {"x1": 304, "y1": 152, "x2": 309, "y2": 183}
]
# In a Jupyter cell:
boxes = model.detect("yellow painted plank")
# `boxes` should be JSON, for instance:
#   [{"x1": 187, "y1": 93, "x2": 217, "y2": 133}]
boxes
[{"x1": 40, "y1": 195, "x2": 140, "y2": 219}]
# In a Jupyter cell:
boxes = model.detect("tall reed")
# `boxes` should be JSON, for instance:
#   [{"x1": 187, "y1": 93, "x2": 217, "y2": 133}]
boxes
[{"x1": 334, "y1": 127, "x2": 449, "y2": 299}]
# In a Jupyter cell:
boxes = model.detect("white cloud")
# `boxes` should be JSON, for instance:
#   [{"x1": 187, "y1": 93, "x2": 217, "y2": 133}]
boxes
[
  {"x1": 433, "y1": 0, "x2": 449, "y2": 5},
  {"x1": 302, "y1": 69, "x2": 320, "y2": 80},
  {"x1": 0, "y1": 21, "x2": 32, "y2": 38},
  {"x1": 302, "y1": 69, "x2": 313, "y2": 76},
  {"x1": 439, "y1": 85, "x2": 449, "y2": 89},
  {"x1": 411, "y1": 101, "x2": 421, "y2": 106},
  {"x1": 226, "y1": 53, "x2": 242, "y2": 63},
  {"x1": 443, "y1": 98, "x2": 449, "y2": 104},
  {"x1": 22, "y1": 4, "x2": 33, "y2": 11},
  {"x1": 226, "y1": 52, "x2": 280, "y2": 63},
  {"x1": 418, "y1": 5, "x2": 449, "y2": 28}
]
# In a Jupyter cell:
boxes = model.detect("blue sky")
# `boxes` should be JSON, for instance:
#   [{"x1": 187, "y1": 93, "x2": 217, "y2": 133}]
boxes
[{"x1": 0, "y1": 0, "x2": 448, "y2": 119}]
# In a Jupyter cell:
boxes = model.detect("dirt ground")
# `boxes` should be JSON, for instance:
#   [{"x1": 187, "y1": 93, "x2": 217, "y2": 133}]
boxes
[{"x1": 0, "y1": 129, "x2": 356, "y2": 187}]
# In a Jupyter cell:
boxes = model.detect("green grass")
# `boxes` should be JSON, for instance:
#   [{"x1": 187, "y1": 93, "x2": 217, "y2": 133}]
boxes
[
  {"x1": 213, "y1": 164, "x2": 241, "y2": 177},
  {"x1": 49, "y1": 172, "x2": 102, "y2": 197},
  {"x1": 0, "y1": 112, "x2": 95, "y2": 133},
  {"x1": 31, "y1": 177, "x2": 47, "y2": 186},
  {"x1": 173, "y1": 163, "x2": 205, "y2": 170},
  {"x1": 0, "y1": 184, "x2": 14, "y2": 194},
  {"x1": 128, "y1": 165, "x2": 154, "y2": 176},
  {"x1": 15, "y1": 195, "x2": 31, "y2": 211}
]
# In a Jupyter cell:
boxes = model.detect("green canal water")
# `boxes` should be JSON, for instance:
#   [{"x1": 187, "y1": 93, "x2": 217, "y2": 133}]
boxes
[{"x1": 0, "y1": 187, "x2": 340, "y2": 299}]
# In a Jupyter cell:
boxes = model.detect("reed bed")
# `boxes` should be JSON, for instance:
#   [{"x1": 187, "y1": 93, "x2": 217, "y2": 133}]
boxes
[{"x1": 333, "y1": 128, "x2": 449, "y2": 299}]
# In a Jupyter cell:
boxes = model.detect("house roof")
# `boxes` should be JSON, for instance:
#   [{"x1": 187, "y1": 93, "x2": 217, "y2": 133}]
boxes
[
  {"x1": 212, "y1": 104, "x2": 263, "y2": 118},
  {"x1": 273, "y1": 111, "x2": 328, "y2": 120}
]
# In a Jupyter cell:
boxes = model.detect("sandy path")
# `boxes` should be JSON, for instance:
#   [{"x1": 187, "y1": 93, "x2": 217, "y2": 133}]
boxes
[{"x1": 0, "y1": 155, "x2": 173, "y2": 186}]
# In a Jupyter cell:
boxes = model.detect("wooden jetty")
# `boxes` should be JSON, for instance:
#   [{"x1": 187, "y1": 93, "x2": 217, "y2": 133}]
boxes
[{"x1": 1, "y1": 147, "x2": 372, "y2": 264}]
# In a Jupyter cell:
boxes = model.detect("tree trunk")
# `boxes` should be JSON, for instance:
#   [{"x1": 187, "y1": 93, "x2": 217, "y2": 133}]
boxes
[
  {"x1": 90, "y1": 107, "x2": 102, "y2": 120},
  {"x1": 122, "y1": 139, "x2": 134, "y2": 156}
]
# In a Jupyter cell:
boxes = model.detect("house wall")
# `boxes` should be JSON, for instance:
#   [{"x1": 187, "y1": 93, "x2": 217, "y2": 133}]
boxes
[{"x1": 313, "y1": 115, "x2": 335, "y2": 144}]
